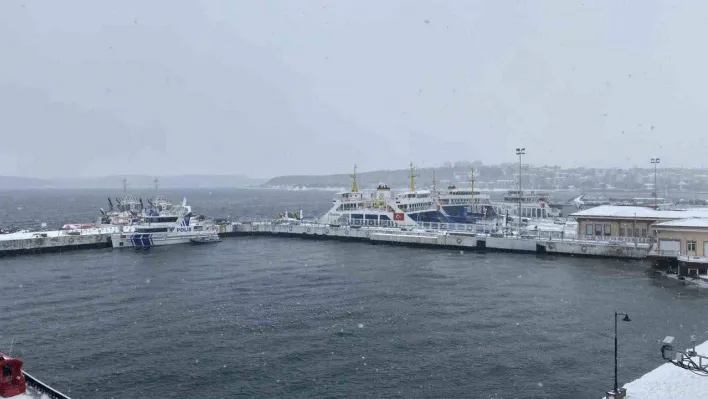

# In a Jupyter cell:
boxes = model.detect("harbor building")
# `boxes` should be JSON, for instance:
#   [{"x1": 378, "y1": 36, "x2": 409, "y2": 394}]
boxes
[
  {"x1": 570, "y1": 205, "x2": 708, "y2": 238},
  {"x1": 653, "y1": 218, "x2": 708, "y2": 256},
  {"x1": 653, "y1": 218, "x2": 708, "y2": 276}
]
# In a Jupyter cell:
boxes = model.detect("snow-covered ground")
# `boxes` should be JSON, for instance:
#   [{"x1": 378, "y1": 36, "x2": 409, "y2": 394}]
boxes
[{"x1": 615, "y1": 339, "x2": 708, "y2": 398}]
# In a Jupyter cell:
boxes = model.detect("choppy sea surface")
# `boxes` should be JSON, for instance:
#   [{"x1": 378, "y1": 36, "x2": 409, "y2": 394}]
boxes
[{"x1": 1, "y1": 188, "x2": 707, "y2": 399}]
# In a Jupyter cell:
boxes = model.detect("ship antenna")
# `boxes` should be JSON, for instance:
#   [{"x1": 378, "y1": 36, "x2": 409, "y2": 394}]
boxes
[
  {"x1": 122, "y1": 178, "x2": 127, "y2": 193},
  {"x1": 154, "y1": 177, "x2": 159, "y2": 192},
  {"x1": 350, "y1": 164, "x2": 359, "y2": 192},
  {"x1": 432, "y1": 169, "x2": 437, "y2": 192},
  {"x1": 8, "y1": 336, "x2": 14, "y2": 356},
  {"x1": 469, "y1": 168, "x2": 475, "y2": 201}
]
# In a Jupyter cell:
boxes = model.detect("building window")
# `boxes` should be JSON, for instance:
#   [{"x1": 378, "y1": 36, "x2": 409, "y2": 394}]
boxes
[
  {"x1": 604, "y1": 224, "x2": 611, "y2": 236},
  {"x1": 641, "y1": 229, "x2": 647, "y2": 237},
  {"x1": 585, "y1": 224, "x2": 593, "y2": 235},
  {"x1": 595, "y1": 224, "x2": 603, "y2": 236},
  {"x1": 619, "y1": 227, "x2": 625, "y2": 236},
  {"x1": 687, "y1": 241, "x2": 697, "y2": 252},
  {"x1": 634, "y1": 228, "x2": 640, "y2": 237}
]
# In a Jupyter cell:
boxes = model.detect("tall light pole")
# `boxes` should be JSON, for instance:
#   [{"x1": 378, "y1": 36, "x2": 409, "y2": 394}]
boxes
[
  {"x1": 651, "y1": 158, "x2": 660, "y2": 209},
  {"x1": 608, "y1": 311, "x2": 631, "y2": 399},
  {"x1": 516, "y1": 148, "x2": 525, "y2": 234}
]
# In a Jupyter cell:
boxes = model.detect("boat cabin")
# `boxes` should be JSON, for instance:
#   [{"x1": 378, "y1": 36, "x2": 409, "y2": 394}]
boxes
[{"x1": 0, "y1": 353, "x2": 26, "y2": 397}]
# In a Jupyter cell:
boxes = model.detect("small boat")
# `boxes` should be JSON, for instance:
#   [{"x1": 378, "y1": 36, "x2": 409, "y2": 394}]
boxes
[
  {"x1": 0, "y1": 352, "x2": 71, "y2": 398},
  {"x1": 190, "y1": 235, "x2": 221, "y2": 244}
]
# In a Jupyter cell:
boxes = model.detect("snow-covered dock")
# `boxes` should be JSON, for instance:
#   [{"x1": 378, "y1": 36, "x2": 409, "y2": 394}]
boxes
[
  {"x1": 220, "y1": 220, "x2": 653, "y2": 259},
  {"x1": 0, "y1": 227, "x2": 117, "y2": 257},
  {"x1": 611, "y1": 340, "x2": 708, "y2": 398}
]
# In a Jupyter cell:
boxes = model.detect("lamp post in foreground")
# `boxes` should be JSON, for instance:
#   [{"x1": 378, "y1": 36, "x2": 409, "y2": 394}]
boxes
[{"x1": 607, "y1": 311, "x2": 631, "y2": 399}]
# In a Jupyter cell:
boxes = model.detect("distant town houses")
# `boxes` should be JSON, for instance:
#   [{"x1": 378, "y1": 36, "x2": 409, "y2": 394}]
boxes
[{"x1": 265, "y1": 161, "x2": 707, "y2": 193}]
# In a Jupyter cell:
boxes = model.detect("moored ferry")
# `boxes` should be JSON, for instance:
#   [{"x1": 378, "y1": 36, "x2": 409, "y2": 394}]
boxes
[
  {"x1": 318, "y1": 165, "x2": 448, "y2": 227},
  {"x1": 489, "y1": 190, "x2": 561, "y2": 220},
  {"x1": 432, "y1": 169, "x2": 497, "y2": 223}
]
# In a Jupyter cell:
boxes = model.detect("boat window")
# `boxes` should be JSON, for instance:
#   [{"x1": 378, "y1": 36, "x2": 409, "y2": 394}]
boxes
[
  {"x1": 351, "y1": 214, "x2": 363, "y2": 219},
  {"x1": 135, "y1": 227, "x2": 169, "y2": 233},
  {"x1": 364, "y1": 215, "x2": 378, "y2": 220},
  {"x1": 3, "y1": 364, "x2": 12, "y2": 377},
  {"x1": 194, "y1": 226, "x2": 203, "y2": 231},
  {"x1": 144, "y1": 216, "x2": 178, "y2": 223},
  {"x1": 380, "y1": 215, "x2": 391, "y2": 221}
]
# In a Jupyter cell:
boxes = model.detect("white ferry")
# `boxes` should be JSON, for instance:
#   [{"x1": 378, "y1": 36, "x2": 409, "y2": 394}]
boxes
[
  {"x1": 432, "y1": 169, "x2": 496, "y2": 223},
  {"x1": 318, "y1": 165, "x2": 446, "y2": 227},
  {"x1": 490, "y1": 190, "x2": 561, "y2": 220},
  {"x1": 110, "y1": 198, "x2": 218, "y2": 248}
]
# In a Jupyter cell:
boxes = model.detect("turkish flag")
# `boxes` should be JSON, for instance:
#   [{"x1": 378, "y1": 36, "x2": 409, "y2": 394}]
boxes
[{"x1": 393, "y1": 212, "x2": 405, "y2": 221}]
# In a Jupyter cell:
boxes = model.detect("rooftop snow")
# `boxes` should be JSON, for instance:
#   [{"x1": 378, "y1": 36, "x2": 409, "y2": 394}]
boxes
[
  {"x1": 654, "y1": 218, "x2": 708, "y2": 228},
  {"x1": 571, "y1": 205, "x2": 708, "y2": 220}
]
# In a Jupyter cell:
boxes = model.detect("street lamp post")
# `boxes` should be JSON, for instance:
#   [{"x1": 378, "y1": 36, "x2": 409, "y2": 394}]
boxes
[
  {"x1": 650, "y1": 158, "x2": 660, "y2": 208},
  {"x1": 607, "y1": 311, "x2": 631, "y2": 399},
  {"x1": 516, "y1": 148, "x2": 525, "y2": 234}
]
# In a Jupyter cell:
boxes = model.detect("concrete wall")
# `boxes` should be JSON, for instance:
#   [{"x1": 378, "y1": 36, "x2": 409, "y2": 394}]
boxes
[
  {"x1": 0, "y1": 233, "x2": 110, "y2": 255},
  {"x1": 577, "y1": 218, "x2": 655, "y2": 238},
  {"x1": 541, "y1": 240, "x2": 649, "y2": 259},
  {"x1": 656, "y1": 229, "x2": 708, "y2": 256},
  {"x1": 486, "y1": 236, "x2": 537, "y2": 252}
]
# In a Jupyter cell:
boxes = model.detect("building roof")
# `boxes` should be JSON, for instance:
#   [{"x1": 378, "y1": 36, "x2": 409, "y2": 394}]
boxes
[
  {"x1": 653, "y1": 217, "x2": 708, "y2": 229},
  {"x1": 570, "y1": 205, "x2": 708, "y2": 220}
]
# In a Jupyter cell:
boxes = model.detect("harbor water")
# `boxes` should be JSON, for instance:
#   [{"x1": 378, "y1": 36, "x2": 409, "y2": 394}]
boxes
[{"x1": 1, "y1": 189, "x2": 708, "y2": 398}]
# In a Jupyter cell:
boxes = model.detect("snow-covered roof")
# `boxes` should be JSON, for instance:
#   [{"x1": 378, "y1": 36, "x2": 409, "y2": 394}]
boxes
[
  {"x1": 653, "y1": 218, "x2": 708, "y2": 229},
  {"x1": 571, "y1": 205, "x2": 708, "y2": 220}
]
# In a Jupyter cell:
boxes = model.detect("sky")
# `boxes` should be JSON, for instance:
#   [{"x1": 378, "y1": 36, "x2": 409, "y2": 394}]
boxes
[{"x1": 1, "y1": 0, "x2": 707, "y2": 178}]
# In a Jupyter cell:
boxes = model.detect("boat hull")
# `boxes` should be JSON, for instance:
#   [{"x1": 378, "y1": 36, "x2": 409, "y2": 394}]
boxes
[{"x1": 111, "y1": 232, "x2": 219, "y2": 248}]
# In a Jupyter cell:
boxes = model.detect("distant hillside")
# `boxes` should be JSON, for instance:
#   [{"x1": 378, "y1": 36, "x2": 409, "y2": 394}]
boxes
[
  {"x1": 0, "y1": 175, "x2": 266, "y2": 189},
  {"x1": 0, "y1": 175, "x2": 52, "y2": 189},
  {"x1": 264, "y1": 163, "x2": 495, "y2": 190}
]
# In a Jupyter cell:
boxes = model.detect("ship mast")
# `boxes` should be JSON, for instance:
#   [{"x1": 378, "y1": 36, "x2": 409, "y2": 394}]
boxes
[
  {"x1": 409, "y1": 162, "x2": 418, "y2": 191},
  {"x1": 154, "y1": 177, "x2": 159, "y2": 192},
  {"x1": 432, "y1": 169, "x2": 437, "y2": 192},
  {"x1": 121, "y1": 178, "x2": 127, "y2": 193},
  {"x1": 469, "y1": 167, "x2": 475, "y2": 199},
  {"x1": 350, "y1": 164, "x2": 359, "y2": 193}
]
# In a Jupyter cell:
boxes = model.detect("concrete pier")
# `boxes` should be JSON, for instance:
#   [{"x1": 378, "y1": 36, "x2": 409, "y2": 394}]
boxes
[
  {"x1": 0, "y1": 219, "x2": 655, "y2": 260},
  {"x1": 0, "y1": 228, "x2": 115, "y2": 257},
  {"x1": 219, "y1": 221, "x2": 654, "y2": 259}
]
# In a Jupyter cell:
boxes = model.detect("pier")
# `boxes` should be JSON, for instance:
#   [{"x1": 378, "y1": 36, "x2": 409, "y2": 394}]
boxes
[
  {"x1": 0, "y1": 227, "x2": 115, "y2": 257},
  {"x1": 0, "y1": 219, "x2": 654, "y2": 260},
  {"x1": 219, "y1": 220, "x2": 652, "y2": 259}
]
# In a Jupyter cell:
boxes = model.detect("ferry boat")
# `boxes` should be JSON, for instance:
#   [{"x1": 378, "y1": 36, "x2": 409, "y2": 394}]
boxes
[
  {"x1": 490, "y1": 190, "x2": 561, "y2": 220},
  {"x1": 110, "y1": 198, "x2": 218, "y2": 248},
  {"x1": 392, "y1": 163, "x2": 450, "y2": 223},
  {"x1": 432, "y1": 169, "x2": 497, "y2": 223},
  {"x1": 318, "y1": 165, "x2": 445, "y2": 227}
]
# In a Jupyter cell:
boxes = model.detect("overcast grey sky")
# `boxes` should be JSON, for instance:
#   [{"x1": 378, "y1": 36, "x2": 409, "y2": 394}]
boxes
[{"x1": 1, "y1": 0, "x2": 706, "y2": 178}]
